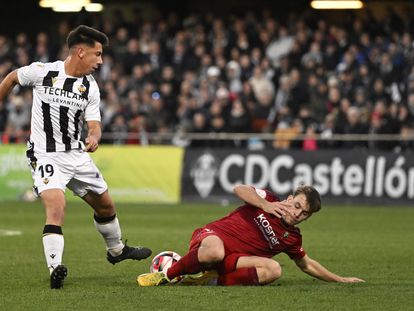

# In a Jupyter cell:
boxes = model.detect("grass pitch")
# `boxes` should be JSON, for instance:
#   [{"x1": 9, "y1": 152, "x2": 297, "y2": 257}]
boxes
[{"x1": 0, "y1": 201, "x2": 413, "y2": 311}]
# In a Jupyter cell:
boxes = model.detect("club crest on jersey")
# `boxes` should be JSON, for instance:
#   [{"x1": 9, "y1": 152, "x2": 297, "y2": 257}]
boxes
[
  {"x1": 78, "y1": 84, "x2": 87, "y2": 94},
  {"x1": 43, "y1": 178, "x2": 49, "y2": 184},
  {"x1": 283, "y1": 232, "x2": 289, "y2": 238}
]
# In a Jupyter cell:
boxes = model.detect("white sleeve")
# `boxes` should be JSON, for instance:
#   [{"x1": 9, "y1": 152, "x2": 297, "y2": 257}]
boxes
[
  {"x1": 254, "y1": 188, "x2": 267, "y2": 199},
  {"x1": 17, "y1": 62, "x2": 45, "y2": 87},
  {"x1": 84, "y1": 81, "x2": 101, "y2": 121}
]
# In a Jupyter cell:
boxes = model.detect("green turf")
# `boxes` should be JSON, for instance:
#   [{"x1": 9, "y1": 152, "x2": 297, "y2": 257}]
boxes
[{"x1": 0, "y1": 201, "x2": 413, "y2": 311}]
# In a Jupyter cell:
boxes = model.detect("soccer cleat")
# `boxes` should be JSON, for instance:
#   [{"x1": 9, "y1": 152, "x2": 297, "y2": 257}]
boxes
[
  {"x1": 179, "y1": 270, "x2": 218, "y2": 286},
  {"x1": 50, "y1": 265, "x2": 68, "y2": 289},
  {"x1": 136, "y1": 272, "x2": 170, "y2": 287},
  {"x1": 107, "y1": 243, "x2": 152, "y2": 265}
]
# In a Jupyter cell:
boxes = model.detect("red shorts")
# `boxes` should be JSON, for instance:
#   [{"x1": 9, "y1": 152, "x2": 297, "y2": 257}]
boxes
[{"x1": 189, "y1": 227, "x2": 249, "y2": 258}]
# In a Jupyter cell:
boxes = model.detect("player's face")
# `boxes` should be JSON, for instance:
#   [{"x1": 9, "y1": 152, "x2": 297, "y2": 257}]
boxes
[
  {"x1": 79, "y1": 42, "x2": 103, "y2": 75},
  {"x1": 282, "y1": 193, "x2": 311, "y2": 226}
]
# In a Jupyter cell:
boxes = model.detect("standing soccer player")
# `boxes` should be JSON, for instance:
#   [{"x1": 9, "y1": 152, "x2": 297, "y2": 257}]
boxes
[
  {"x1": 0, "y1": 25, "x2": 152, "y2": 289},
  {"x1": 137, "y1": 184, "x2": 364, "y2": 286}
]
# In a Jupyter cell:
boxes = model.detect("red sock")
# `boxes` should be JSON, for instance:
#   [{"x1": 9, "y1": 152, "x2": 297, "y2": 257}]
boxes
[
  {"x1": 166, "y1": 248, "x2": 203, "y2": 279},
  {"x1": 217, "y1": 267, "x2": 259, "y2": 286},
  {"x1": 215, "y1": 253, "x2": 241, "y2": 274}
]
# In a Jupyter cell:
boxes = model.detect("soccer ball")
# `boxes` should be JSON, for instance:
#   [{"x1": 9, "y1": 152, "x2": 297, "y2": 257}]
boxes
[{"x1": 150, "y1": 251, "x2": 181, "y2": 274}]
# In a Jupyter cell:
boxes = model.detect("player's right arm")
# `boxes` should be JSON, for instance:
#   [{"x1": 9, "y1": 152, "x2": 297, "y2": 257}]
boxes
[
  {"x1": 0, "y1": 62, "x2": 43, "y2": 101},
  {"x1": 233, "y1": 184, "x2": 293, "y2": 218},
  {"x1": 0, "y1": 70, "x2": 19, "y2": 100}
]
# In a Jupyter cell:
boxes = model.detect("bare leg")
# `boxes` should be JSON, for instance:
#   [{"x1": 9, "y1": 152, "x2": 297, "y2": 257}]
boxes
[
  {"x1": 82, "y1": 190, "x2": 115, "y2": 217},
  {"x1": 197, "y1": 235, "x2": 226, "y2": 266},
  {"x1": 41, "y1": 189, "x2": 66, "y2": 226},
  {"x1": 236, "y1": 256, "x2": 282, "y2": 284}
]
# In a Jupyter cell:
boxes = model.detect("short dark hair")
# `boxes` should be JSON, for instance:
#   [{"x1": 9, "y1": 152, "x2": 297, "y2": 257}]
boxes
[
  {"x1": 294, "y1": 185, "x2": 321, "y2": 214},
  {"x1": 67, "y1": 25, "x2": 109, "y2": 48}
]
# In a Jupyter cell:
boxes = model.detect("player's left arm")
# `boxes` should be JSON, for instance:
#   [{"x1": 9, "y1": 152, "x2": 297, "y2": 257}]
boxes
[
  {"x1": 294, "y1": 254, "x2": 365, "y2": 283},
  {"x1": 84, "y1": 79, "x2": 102, "y2": 153},
  {"x1": 233, "y1": 184, "x2": 293, "y2": 218},
  {"x1": 85, "y1": 120, "x2": 101, "y2": 152}
]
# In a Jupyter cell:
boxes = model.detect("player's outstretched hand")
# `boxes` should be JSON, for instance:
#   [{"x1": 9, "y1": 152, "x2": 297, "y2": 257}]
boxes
[
  {"x1": 85, "y1": 136, "x2": 99, "y2": 152},
  {"x1": 340, "y1": 277, "x2": 365, "y2": 283},
  {"x1": 263, "y1": 201, "x2": 294, "y2": 218}
]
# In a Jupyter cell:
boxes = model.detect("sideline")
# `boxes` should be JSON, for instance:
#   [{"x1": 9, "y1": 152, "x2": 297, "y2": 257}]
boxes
[{"x1": 0, "y1": 229, "x2": 22, "y2": 237}]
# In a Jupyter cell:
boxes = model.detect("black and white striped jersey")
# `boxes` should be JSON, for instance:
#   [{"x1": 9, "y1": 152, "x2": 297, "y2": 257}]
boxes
[{"x1": 17, "y1": 60, "x2": 101, "y2": 153}]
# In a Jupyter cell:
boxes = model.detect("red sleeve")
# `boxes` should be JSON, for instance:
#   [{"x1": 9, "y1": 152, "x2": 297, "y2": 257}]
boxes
[
  {"x1": 264, "y1": 190, "x2": 278, "y2": 202},
  {"x1": 251, "y1": 187, "x2": 279, "y2": 202},
  {"x1": 285, "y1": 242, "x2": 306, "y2": 260}
]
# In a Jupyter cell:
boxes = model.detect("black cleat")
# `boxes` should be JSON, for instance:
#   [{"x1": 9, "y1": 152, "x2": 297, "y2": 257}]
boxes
[
  {"x1": 107, "y1": 243, "x2": 152, "y2": 265},
  {"x1": 50, "y1": 265, "x2": 68, "y2": 289}
]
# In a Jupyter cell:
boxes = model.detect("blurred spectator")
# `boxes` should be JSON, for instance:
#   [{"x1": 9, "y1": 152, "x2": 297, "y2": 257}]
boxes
[
  {"x1": 34, "y1": 32, "x2": 51, "y2": 63},
  {"x1": 226, "y1": 61, "x2": 243, "y2": 94},
  {"x1": 308, "y1": 77, "x2": 328, "y2": 122},
  {"x1": 266, "y1": 26, "x2": 294, "y2": 67},
  {"x1": 273, "y1": 118, "x2": 303, "y2": 150},
  {"x1": 190, "y1": 112, "x2": 209, "y2": 148},
  {"x1": 4, "y1": 95, "x2": 30, "y2": 143},
  {"x1": 228, "y1": 98, "x2": 251, "y2": 133},
  {"x1": 368, "y1": 99, "x2": 400, "y2": 150},
  {"x1": 319, "y1": 113, "x2": 336, "y2": 149},
  {"x1": 397, "y1": 123, "x2": 414, "y2": 152},
  {"x1": 342, "y1": 106, "x2": 369, "y2": 149},
  {"x1": 108, "y1": 114, "x2": 129, "y2": 144},
  {"x1": 302, "y1": 123, "x2": 318, "y2": 151},
  {"x1": 287, "y1": 68, "x2": 308, "y2": 116}
]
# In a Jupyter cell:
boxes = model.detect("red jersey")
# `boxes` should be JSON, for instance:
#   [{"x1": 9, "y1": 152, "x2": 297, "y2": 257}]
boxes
[{"x1": 206, "y1": 188, "x2": 306, "y2": 260}]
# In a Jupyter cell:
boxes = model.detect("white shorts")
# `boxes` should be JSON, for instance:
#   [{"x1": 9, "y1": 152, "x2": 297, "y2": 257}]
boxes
[{"x1": 28, "y1": 149, "x2": 108, "y2": 197}]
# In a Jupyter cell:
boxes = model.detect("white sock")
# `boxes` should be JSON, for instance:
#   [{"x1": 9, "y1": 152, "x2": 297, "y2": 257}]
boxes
[
  {"x1": 94, "y1": 217, "x2": 124, "y2": 256},
  {"x1": 42, "y1": 234, "x2": 64, "y2": 274}
]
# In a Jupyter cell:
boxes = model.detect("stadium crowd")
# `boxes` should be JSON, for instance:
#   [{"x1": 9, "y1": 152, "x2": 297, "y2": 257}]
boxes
[{"x1": 1, "y1": 7, "x2": 414, "y2": 150}]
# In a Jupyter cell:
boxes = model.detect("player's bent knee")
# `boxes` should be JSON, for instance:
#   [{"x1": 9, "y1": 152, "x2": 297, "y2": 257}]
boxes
[
  {"x1": 260, "y1": 261, "x2": 282, "y2": 284},
  {"x1": 199, "y1": 246, "x2": 225, "y2": 263},
  {"x1": 210, "y1": 247, "x2": 225, "y2": 261},
  {"x1": 199, "y1": 235, "x2": 225, "y2": 263},
  {"x1": 267, "y1": 261, "x2": 282, "y2": 281}
]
